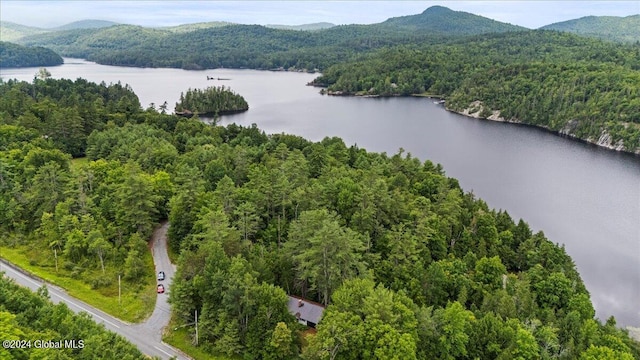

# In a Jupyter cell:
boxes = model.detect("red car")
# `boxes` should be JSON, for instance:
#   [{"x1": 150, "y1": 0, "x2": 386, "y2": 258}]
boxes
[{"x1": 157, "y1": 284, "x2": 165, "y2": 294}]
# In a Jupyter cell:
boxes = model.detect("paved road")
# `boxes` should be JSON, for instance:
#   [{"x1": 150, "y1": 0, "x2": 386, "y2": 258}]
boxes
[{"x1": 0, "y1": 222, "x2": 190, "y2": 360}]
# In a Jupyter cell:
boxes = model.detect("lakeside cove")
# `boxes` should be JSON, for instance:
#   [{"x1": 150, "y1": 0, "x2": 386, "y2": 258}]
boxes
[{"x1": 317, "y1": 89, "x2": 640, "y2": 156}]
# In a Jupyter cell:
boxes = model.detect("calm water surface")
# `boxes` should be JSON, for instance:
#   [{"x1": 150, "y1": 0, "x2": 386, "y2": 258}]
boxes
[{"x1": 2, "y1": 59, "x2": 639, "y2": 327}]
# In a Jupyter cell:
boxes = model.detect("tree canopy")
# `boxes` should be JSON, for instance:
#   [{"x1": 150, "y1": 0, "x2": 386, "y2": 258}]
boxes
[
  {"x1": 1, "y1": 77, "x2": 638, "y2": 359},
  {"x1": 0, "y1": 277, "x2": 145, "y2": 359},
  {"x1": 0, "y1": 41, "x2": 63, "y2": 68},
  {"x1": 175, "y1": 86, "x2": 248, "y2": 117}
]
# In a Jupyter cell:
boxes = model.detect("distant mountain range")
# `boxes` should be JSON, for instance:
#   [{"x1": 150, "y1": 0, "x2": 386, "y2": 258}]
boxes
[
  {"x1": 2, "y1": 6, "x2": 638, "y2": 44},
  {"x1": 52, "y1": 19, "x2": 120, "y2": 31},
  {"x1": 12, "y1": 5, "x2": 536, "y2": 70},
  {"x1": 266, "y1": 22, "x2": 336, "y2": 31},
  {"x1": 379, "y1": 5, "x2": 526, "y2": 34},
  {"x1": 540, "y1": 14, "x2": 640, "y2": 43},
  {"x1": 3, "y1": 5, "x2": 639, "y2": 71},
  {"x1": 157, "y1": 21, "x2": 233, "y2": 33},
  {"x1": 0, "y1": 19, "x2": 118, "y2": 42},
  {"x1": 0, "y1": 21, "x2": 49, "y2": 42}
]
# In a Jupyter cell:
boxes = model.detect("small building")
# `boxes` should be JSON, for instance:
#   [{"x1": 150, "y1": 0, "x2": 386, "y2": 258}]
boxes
[{"x1": 287, "y1": 295, "x2": 325, "y2": 328}]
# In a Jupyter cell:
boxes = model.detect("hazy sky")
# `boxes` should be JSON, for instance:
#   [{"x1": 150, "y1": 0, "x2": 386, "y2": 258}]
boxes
[{"x1": 1, "y1": 1, "x2": 639, "y2": 29}]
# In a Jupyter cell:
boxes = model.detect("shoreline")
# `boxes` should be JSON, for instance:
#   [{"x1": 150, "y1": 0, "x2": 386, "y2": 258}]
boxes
[
  {"x1": 445, "y1": 103, "x2": 640, "y2": 157},
  {"x1": 175, "y1": 108, "x2": 248, "y2": 118},
  {"x1": 321, "y1": 91, "x2": 640, "y2": 157}
]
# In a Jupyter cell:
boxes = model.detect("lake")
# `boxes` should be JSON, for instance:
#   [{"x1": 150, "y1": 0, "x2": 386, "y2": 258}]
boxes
[{"x1": 2, "y1": 59, "x2": 639, "y2": 327}]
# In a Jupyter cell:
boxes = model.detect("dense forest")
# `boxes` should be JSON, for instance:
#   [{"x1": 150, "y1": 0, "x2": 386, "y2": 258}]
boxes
[
  {"x1": 175, "y1": 86, "x2": 249, "y2": 117},
  {"x1": 0, "y1": 77, "x2": 141, "y2": 156},
  {"x1": 312, "y1": 31, "x2": 640, "y2": 153},
  {"x1": 15, "y1": 6, "x2": 523, "y2": 71},
  {"x1": 540, "y1": 15, "x2": 640, "y2": 43},
  {"x1": 0, "y1": 277, "x2": 146, "y2": 359},
  {"x1": 0, "y1": 41, "x2": 63, "y2": 68},
  {"x1": 2, "y1": 77, "x2": 637, "y2": 359},
  {"x1": 0, "y1": 78, "x2": 159, "y2": 321},
  {"x1": 17, "y1": 23, "x2": 420, "y2": 71}
]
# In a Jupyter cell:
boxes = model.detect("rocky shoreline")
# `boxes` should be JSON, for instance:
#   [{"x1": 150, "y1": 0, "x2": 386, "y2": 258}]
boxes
[
  {"x1": 315, "y1": 89, "x2": 639, "y2": 156},
  {"x1": 175, "y1": 108, "x2": 248, "y2": 118},
  {"x1": 447, "y1": 100, "x2": 640, "y2": 156}
]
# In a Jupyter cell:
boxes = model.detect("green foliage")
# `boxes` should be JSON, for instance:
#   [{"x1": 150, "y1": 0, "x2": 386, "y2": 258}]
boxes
[
  {"x1": 541, "y1": 15, "x2": 640, "y2": 43},
  {"x1": 0, "y1": 79, "x2": 173, "y2": 325},
  {"x1": 380, "y1": 5, "x2": 526, "y2": 34},
  {"x1": 16, "y1": 5, "x2": 524, "y2": 71},
  {"x1": 266, "y1": 322, "x2": 295, "y2": 360},
  {"x1": 0, "y1": 277, "x2": 145, "y2": 359},
  {"x1": 285, "y1": 209, "x2": 366, "y2": 306},
  {"x1": 0, "y1": 77, "x2": 141, "y2": 157},
  {"x1": 0, "y1": 41, "x2": 63, "y2": 68},
  {"x1": 305, "y1": 278, "x2": 418, "y2": 360},
  {"x1": 175, "y1": 86, "x2": 248, "y2": 116}
]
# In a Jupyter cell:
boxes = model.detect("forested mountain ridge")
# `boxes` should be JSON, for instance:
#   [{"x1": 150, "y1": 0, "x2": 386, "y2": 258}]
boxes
[
  {"x1": 14, "y1": 6, "x2": 636, "y2": 74},
  {"x1": 0, "y1": 77, "x2": 639, "y2": 358},
  {"x1": 541, "y1": 15, "x2": 640, "y2": 43},
  {"x1": 379, "y1": 5, "x2": 526, "y2": 33},
  {"x1": 0, "y1": 20, "x2": 118, "y2": 42},
  {"x1": 52, "y1": 19, "x2": 119, "y2": 31},
  {"x1": 0, "y1": 21, "x2": 48, "y2": 42},
  {"x1": 14, "y1": 6, "x2": 528, "y2": 71},
  {"x1": 0, "y1": 41, "x2": 63, "y2": 68},
  {"x1": 18, "y1": 22, "x2": 431, "y2": 70},
  {"x1": 157, "y1": 21, "x2": 232, "y2": 33},
  {"x1": 266, "y1": 22, "x2": 336, "y2": 31}
]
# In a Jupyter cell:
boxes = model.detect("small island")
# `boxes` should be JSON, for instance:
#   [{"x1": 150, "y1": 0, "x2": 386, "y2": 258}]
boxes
[{"x1": 175, "y1": 85, "x2": 248, "y2": 117}]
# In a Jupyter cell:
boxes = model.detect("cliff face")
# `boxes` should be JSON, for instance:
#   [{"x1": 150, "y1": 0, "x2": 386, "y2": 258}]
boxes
[
  {"x1": 454, "y1": 100, "x2": 520, "y2": 124},
  {"x1": 450, "y1": 101, "x2": 640, "y2": 155},
  {"x1": 593, "y1": 132, "x2": 626, "y2": 152}
]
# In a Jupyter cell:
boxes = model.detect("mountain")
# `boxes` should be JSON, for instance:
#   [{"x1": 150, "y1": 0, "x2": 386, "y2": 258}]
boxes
[
  {"x1": 378, "y1": 5, "x2": 527, "y2": 34},
  {"x1": 0, "y1": 20, "x2": 117, "y2": 42},
  {"x1": 159, "y1": 21, "x2": 232, "y2": 33},
  {"x1": 14, "y1": 6, "x2": 530, "y2": 71},
  {"x1": 52, "y1": 19, "x2": 119, "y2": 31},
  {"x1": 0, "y1": 21, "x2": 47, "y2": 42},
  {"x1": 266, "y1": 22, "x2": 336, "y2": 31},
  {"x1": 540, "y1": 15, "x2": 640, "y2": 43}
]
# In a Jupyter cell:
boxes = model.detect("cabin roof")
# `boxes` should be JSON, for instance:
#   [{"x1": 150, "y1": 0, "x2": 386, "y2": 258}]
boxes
[{"x1": 287, "y1": 295, "x2": 325, "y2": 325}]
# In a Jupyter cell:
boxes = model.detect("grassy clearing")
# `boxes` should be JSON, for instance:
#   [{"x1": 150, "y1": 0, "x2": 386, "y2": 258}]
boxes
[
  {"x1": 0, "y1": 244, "x2": 156, "y2": 323},
  {"x1": 163, "y1": 317, "x2": 237, "y2": 360}
]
